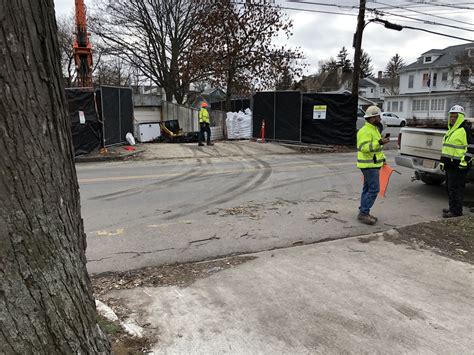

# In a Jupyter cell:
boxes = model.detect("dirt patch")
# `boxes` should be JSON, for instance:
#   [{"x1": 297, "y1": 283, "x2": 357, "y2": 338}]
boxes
[
  {"x1": 98, "y1": 315, "x2": 153, "y2": 355},
  {"x1": 91, "y1": 255, "x2": 256, "y2": 297},
  {"x1": 385, "y1": 216, "x2": 474, "y2": 264}
]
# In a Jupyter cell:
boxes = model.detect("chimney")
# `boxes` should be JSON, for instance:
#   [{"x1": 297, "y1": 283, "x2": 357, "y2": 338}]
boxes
[{"x1": 378, "y1": 71, "x2": 383, "y2": 80}]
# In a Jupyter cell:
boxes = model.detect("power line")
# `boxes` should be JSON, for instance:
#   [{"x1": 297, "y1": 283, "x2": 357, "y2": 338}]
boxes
[
  {"x1": 373, "y1": 0, "x2": 474, "y2": 26},
  {"x1": 403, "y1": 0, "x2": 474, "y2": 10},
  {"x1": 401, "y1": 24, "x2": 474, "y2": 41},
  {"x1": 233, "y1": 2, "x2": 358, "y2": 16},
  {"x1": 370, "y1": 8, "x2": 474, "y2": 32}
]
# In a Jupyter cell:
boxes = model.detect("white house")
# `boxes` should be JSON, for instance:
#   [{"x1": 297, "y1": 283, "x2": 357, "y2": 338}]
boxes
[{"x1": 384, "y1": 43, "x2": 474, "y2": 120}]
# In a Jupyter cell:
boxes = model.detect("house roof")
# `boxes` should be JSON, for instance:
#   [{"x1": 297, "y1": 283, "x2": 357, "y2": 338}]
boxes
[
  {"x1": 359, "y1": 78, "x2": 378, "y2": 87},
  {"x1": 400, "y1": 42, "x2": 474, "y2": 72}
]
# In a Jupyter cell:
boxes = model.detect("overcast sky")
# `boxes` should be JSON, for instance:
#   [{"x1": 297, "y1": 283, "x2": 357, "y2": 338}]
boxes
[{"x1": 54, "y1": 0, "x2": 473, "y2": 76}]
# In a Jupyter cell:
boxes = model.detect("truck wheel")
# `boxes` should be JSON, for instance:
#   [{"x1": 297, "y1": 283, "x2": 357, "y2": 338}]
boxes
[{"x1": 420, "y1": 174, "x2": 445, "y2": 185}]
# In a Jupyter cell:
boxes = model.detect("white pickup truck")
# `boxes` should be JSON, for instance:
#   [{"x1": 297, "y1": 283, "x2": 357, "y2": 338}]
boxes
[{"x1": 395, "y1": 118, "x2": 474, "y2": 185}]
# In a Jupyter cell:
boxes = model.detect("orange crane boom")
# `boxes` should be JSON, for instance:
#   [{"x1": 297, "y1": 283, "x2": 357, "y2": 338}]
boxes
[{"x1": 73, "y1": 0, "x2": 93, "y2": 87}]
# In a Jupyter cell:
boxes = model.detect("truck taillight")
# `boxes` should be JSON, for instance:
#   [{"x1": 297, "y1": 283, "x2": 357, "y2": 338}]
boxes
[{"x1": 397, "y1": 132, "x2": 402, "y2": 149}]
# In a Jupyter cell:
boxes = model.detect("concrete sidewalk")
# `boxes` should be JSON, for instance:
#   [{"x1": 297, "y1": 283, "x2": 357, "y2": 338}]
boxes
[
  {"x1": 100, "y1": 231, "x2": 474, "y2": 354},
  {"x1": 139, "y1": 141, "x2": 299, "y2": 160}
]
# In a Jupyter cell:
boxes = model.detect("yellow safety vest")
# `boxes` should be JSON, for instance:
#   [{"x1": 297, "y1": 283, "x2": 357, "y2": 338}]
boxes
[
  {"x1": 199, "y1": 108, "x2": 210, "y2": 124},
  {"x1": 357, "y1": 122, "x2": 386, "y2": 169},
  {"x1": 441, "y1": 113, "x2": 469, "y2": 168}
]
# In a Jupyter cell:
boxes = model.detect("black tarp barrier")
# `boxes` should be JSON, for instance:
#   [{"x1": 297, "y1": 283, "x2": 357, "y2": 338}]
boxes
[
  {"x1": 302, "y1": 93, "x2": 357, "y2": 145},
  {"x1": 275, "y1": 91, "x2": 301, "y2": 141},
  {"x1": 211, "y1": 99, "x2": 251, "y2": 112},
  {"x1": 253, "y1": 91, "x2": 357, "y2": 145},
  {"x1": 253, "y1": 92, "x2": 275, "y2": 139},
  {"x1": 66, "y1": 88, "x2": 101, "y2": 156},
  {"x1": 97, "y1": 86, "x2": 134, "y2": 147}
]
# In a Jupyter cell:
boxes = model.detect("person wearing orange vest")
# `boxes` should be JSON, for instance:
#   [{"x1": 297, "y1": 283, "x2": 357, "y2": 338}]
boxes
[
  {"x1": 439, "y1": 105, "x2": 473, "y2": 218},
  {"x1": 198, "y1": 102, "x2": 213, "y2": 146}
]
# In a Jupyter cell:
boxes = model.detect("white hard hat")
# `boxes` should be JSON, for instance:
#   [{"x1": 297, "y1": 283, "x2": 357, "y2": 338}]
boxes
[
  {"x1": 364, "y1": 105, "x2": 381, "y2": 118},
  {"x1": 449, "y1": 105, "x2": 464, "y2": 114}
]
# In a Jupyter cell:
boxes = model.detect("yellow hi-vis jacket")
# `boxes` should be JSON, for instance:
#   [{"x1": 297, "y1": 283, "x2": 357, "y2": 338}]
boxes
[
  {"x1": 440, "y1": 113, "x2": 472, "y2": 169},
  {"x1": 357, "y1": 122, "x2": 386, "y2": 169},
  {"x1": 199, "y1": 108, "x2": 210, "y2": 124}
]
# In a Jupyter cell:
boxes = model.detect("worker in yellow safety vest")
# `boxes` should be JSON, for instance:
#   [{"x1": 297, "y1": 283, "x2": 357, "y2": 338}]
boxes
[
  {"x1": 439, "y1": 105, "x2": 473, "y2": 218},
  {"x1": 356, "y1": 105, "x2": 390, "y2": 225},
  {"x1": 198, "y1": 102, "x2": 213, "y2": 146}
]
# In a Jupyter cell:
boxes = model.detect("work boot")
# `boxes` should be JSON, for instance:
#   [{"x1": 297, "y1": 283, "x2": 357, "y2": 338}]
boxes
[
  {"x1": 358, "y1": 212, "x2": 376, "y2": 225},
  {"x1": 443, "y1": 211, "x2": 462, "y2": 218},
  {"x1": 442, "y1": 208, "x2": 450, "y2": 213},
  {"x1": 207, "y1": 142, "x2": 214, "y2": 146},
  {"x1": 368, "y1": 214, "x2": 378, "y2": 222},
  {"x1": 198, "y1": 143, "x2": 204, "y2": 146}
]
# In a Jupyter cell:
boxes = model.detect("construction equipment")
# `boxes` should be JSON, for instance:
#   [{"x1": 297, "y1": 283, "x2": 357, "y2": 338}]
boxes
[{"x1": 73, "y1": 0, "x2": 93, "y2": 87}]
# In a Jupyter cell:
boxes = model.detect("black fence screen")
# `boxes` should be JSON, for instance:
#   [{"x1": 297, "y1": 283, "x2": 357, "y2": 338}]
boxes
[
  {"x1": 211, "y1": 99, "x2": 251, "y2": 112},
  {"x1": 66, "y1": 88, "x2": 101, "y2": 156},
  {"x1": 252, "y1": 91, "x2": 357, "y2": 145},
  {"x1": 302, "y1": 93, "x2": 357, "y2": 145},
  {"x1": 97, "y1": 86, "x2": 134, "y2": 147}
]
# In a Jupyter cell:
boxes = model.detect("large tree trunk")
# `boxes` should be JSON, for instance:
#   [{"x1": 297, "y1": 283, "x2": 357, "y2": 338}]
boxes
[{"x1": 0, "y1": 1, "x2": 110, "y2": 353}]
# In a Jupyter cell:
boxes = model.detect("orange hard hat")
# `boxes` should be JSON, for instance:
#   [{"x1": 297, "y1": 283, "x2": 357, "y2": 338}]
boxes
[{"x1": 201, "y1": 102, "x2": 209, "y2": 108}]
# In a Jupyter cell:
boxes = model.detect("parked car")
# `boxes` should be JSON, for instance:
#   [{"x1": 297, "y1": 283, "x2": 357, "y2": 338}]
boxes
[
  {"x1": 381, "y1": 112, "x2": 406, "y2": 127},
  {"x1": 356, "y1": 107, "x2": 387, "y2": 132}
]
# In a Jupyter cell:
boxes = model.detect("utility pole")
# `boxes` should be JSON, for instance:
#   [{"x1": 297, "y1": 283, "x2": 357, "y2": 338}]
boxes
[{"x1": 352, "y1": 0, "x2": 366, "y2": 96}]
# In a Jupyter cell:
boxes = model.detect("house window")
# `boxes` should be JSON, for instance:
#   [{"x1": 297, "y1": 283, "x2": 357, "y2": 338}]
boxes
[
  {"x1": 460, "y1": 69, "x2": 470, "y2": 85},
  {"x1": 432, "y1": 73, "x2": 437, "y2": 87},
  {"x1": 392, "y1": 102, "x2": 399, "y2": 111},
  {"x1": 422, "y1": 73, "x2": 430, "y2": 87},
  {"x1": 430, "y1": 99, "x2": 445, "y2": 111},
  {"x1": 425, "y1": 56, "x2": 432, "y2": 63},
  {"x1": 412, "y1": 99, "x2": 429, "y2": 111},
  {"x1": 400, "y1": 101, "x2": 404, "y2": 112},
  {"x1": 382, "y1": 88, "x2": 386, "y2": 93},
  {"x1": 408, "y1": 75, "x2": 414, "y2": 88},
  {"x1": 442, "y1": 72, "x2": 448, "y2": 81},
  {"x1": 387, "y1": 102, "x2": 391, "y2": 111},
  {"x1": 370, "y1": 88, "x2": 374, "y2": 93}
]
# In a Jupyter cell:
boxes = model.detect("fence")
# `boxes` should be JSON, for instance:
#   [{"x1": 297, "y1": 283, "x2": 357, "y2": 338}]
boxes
[
  {"x1": 162, "y1": 101, "x2": 199, "y2": 132},
  {"x1": 162, "y1": 101, "x2": 226, "y2": 136}
]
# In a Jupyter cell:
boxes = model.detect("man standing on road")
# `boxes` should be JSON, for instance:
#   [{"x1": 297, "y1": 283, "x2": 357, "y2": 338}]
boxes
[
  {"x1": 440, "y1": 105, "x2": 473, "y2": 218},
  {"x1": 357, "y1": 105, "x2": 390, "y2": 225},
  {"x1": 198, "y1": 102, "x2": 214, "y2": 146}
]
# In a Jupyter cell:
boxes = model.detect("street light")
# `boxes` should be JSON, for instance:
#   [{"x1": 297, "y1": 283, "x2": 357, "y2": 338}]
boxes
[{"x1": 352, "y1": 14, "x2": 404, "y2": 96}]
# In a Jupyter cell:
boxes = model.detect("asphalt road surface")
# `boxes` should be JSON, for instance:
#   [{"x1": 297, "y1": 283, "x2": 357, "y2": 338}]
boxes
[{"x1": 78, "y1": 149, "x2": 473, "y2": 274}]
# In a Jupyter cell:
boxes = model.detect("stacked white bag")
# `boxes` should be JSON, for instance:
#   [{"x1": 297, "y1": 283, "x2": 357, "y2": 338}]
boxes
[{"x1": 226, "y1": 108, "x2": 252, "y2": 139}]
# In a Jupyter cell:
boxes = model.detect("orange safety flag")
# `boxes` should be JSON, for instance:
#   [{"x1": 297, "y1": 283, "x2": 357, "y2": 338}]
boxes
[{"x1": 379, "y1": 164, "x2": 394, "y2": 198}]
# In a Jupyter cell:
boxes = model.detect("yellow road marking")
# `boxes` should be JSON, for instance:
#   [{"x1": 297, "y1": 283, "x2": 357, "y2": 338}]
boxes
[{"x1": 79, "y1": 161, "x2": 355, "y2": 184}]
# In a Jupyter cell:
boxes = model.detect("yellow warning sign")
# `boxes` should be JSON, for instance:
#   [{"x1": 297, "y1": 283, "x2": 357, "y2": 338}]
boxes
[{"x1": 313, "y1": 105, "x2": 327, "y2": 120}]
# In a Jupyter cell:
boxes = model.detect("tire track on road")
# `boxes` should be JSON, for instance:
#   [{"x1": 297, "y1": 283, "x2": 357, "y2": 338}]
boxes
[{"x1": 162, "y1": 156, "x2": 272, "y2": 220}]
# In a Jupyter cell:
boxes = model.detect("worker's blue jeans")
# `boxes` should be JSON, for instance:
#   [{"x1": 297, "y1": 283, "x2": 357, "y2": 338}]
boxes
[{"x1": 359, "y1": 168, "x2": 380, "y2": 215}]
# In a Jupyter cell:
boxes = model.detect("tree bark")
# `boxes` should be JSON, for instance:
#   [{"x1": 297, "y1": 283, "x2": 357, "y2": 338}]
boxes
[{"x1": 0, "y1": 1, "x2": 110, "y2": 353}]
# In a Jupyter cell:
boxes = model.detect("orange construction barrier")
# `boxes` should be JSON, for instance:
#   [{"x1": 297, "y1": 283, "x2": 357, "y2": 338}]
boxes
[{"x1": 379, "y1": 164, "x2": 395, "y2": 198}]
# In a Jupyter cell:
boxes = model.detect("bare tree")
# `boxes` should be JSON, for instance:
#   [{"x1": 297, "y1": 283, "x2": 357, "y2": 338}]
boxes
[
  {"x1": 451, "y1": 52, "x2": 474, "y2": 94},
  {"x1": 0, "y1": 1, "x2": 110, "y2": 353},
  {"x1": 196, "y1": 0, "x2": 305, "y2": 110},
  {"x1": 57, "y1": 15, "x2": 76, "y2": 86},
  {"x1": 92, "y1": 0, "x2": 208, "y2": 103}
]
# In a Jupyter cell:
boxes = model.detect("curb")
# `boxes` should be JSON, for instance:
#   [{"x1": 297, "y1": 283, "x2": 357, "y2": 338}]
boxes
[{"x1": 75, "y1": 149, "x2": 146, "y2": 163}]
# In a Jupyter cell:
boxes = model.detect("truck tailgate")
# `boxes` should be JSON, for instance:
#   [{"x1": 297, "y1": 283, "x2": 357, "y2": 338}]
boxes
[{"x1": 400, "y1": 127, "x2": 445, "y2": 160}]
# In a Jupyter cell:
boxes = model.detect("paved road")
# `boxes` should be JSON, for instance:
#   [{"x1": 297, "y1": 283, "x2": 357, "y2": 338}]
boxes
[{"x1": 78, "y1": 149, "x2": 473, "y2": 274}]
